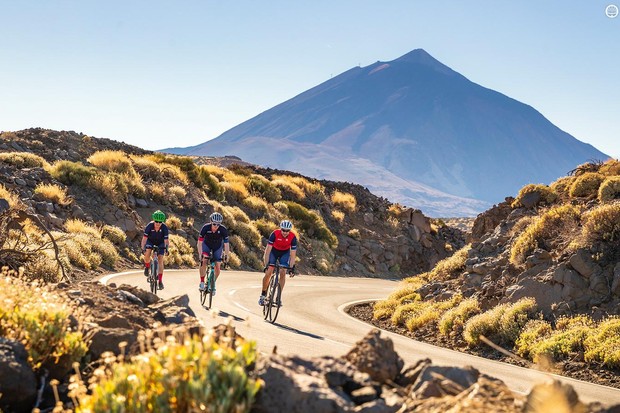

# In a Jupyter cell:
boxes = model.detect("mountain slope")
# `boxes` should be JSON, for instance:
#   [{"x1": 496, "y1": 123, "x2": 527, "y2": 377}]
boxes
[{"x1": 169, "y1": 49, "x2": 607, "y2": 216}]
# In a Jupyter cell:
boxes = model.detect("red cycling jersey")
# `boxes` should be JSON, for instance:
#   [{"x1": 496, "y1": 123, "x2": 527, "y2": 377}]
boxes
[{"x1": 268, "y1": 229, "x2": 298, "y2": 251}]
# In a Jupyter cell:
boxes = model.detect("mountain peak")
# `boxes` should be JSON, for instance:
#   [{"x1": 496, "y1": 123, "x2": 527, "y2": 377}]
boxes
[{"x1": 392, "y1": 48, "x2": 455, "y2": 74}]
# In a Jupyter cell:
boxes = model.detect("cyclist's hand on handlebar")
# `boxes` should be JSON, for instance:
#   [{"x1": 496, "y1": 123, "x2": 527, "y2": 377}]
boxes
[
  {"x1": 164, "y1": 247, "x2": 169, "y2": 256},
  {"x1": 287, "y1": 265, "x2": 296, "y2": 276}
]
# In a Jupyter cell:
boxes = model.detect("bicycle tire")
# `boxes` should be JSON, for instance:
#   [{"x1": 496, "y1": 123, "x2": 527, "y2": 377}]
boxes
[
  {"x1": 207, "y1": 267, "x2": 215, "y2": 309},
  {"x1": 150, "y1": 255, "x2": 159, "y2": 295},
  {"x1": 264, "y1": 265, "x2": 281, "y2": 323},
  {"x1": 269, "y1": 282, "x2": 282, "y2": 323}
]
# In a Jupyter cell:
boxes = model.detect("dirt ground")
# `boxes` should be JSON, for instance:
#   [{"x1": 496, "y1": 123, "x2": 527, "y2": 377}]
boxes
[{"x1": 347, "y1": 302, "x2": 620, "y2": 390}]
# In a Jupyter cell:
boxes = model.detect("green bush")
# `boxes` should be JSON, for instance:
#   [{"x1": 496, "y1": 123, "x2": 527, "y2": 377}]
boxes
[
  {"x1": 283, "y1": 201, "x2": 337, "y2": 247},
  {"x1": 569, "y1": 172, "x2": 605, "y2": 198},
  {"x1": 515, "y1": 320, "x2": 552, "y2": 359},
  {"x1": 438, "y1": 298, "x2": 480, "y2": 336},
  {"x1": 510, "y1": 204, "x2": 581, "y2": 265},
  {"x1": 0, "y1": 151, "x2": 50, "y2": 168},
  {"x1": 0, "y1": 269, "x2": 88, "y2": 370},
  {"x1": 75, "y1": 331, "x2": 260, "y2": 412},
  {"x1": 246, "y1": 174, "x2": 282, "y2": 203},
  {"x1": 512, "y1": 184, "x2": 558, "y2": 208},
  {"x1": 49, "y1": 160, "x2": 96, "y2": 187},
  {"x1": 584, "y1": 317, "x2": 620, "y2": 368},
  {"x1": 598, "y1": 176, "x2": 620, "y2": 203}
]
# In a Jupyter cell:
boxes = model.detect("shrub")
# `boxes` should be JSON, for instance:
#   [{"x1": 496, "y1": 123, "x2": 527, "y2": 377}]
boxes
[
  {"x1": 598, "y1": 176, "x2": 620, "y2": 203},
  {"x1": 463, "y1": 304, "x2": 509, "y2": 346},
  {"x1": 331, "y1": 191, "x2": 357, "y2": 212},
  {"x1": 166, "y1": 234, "x2": 195, "y2": 267},
  {"x1": 74, "y1": 329, "x2": 260, "y2": 412},
  {"x1": 230, "y1": 206, "x2": 251, "y2": 224},
  {"x1": 438, "y1": 298, "x2": 480, "y2": 336},
  {"x1": 497, "y1": 297, "x2": 537, "y2": 344},
  {"x1": 510, "y1": 204, "x2": 581, "y2": 265},
  {"x1": 569, "y1": 172, "x2": 605, "y2": 198},
  {"x1": 229, "y1": 234, "x2": 263, "y2": 269},
  {"x1": 515, "y1": 320, "x2": 553, "y2": 359},
  {"x1": 508, "y1": 215, "x2": 536, "y2": 238},
  {"x1": 34, "y1": 183, "x2": 70, "y2": 205},
  {"x1": 511, "y1": 184, "x2": 558, "y2": 208},
  {"x1": 246, "y1": 175, "x2": 281, "y2": 202},
  {"x1": 49, "y1": 160, "x2": 96, "y2": 187},
  {"x1": 168, "y1": 185, "x2": 187, "y2": 204},
  {"x1": 88, "y1": 150, "x2": 138, "y2": 178},
  {"x1": 331, "y1": 209, "x2": 345, "y2": 223},
  {"x1": 427, "y1": 245, "x2": 470, "y2": 280},
  {"x1": 0, "y1": 269, "x2": 89, "y2": 370},
  {"x1": 166, "y1": 215, "x2": 182, "y2": 231},
  {"x1": 526, "y1": 316, "x2": 594, "y2": 364},
  {"x1": 253, "y1": 218, "x2": 275, "y2": 239},
  {"x1": 550, "y1": 176, "x2": 576, "y2": 200},
  {"x1": 102, "y1": 224, "x2": 126, "y2": 245},
  {"x1": 598, "y1": 159, "x2": 620, "y2": 176},
  {"x1": 243, "y1": 196, "x2": 270, "y2": 215},
  {"x1": 131, "y1": 155, "x2": 163, "y2": 180},
  {"x1": 221, "y1": 180, "x2": 250, "y2": 201},
  {"x1": 584, "y1": 317, "x2": 620, "y2": 368},
  {"x1": 229, "y1": 221, "x2": 262, "y2": 249},
  {"x1": 283, "y1": 201, "x2": 337, "y2": 247},
  {"x1": 0, "y1": 151, "x2": 50, "y2": 168},
  {"x1": 0, "y1": 183, "x2": 21, "y2": 208},
  {"x1": 404, "y1": 295, "x2": 461, "y2": 332},
  {"x1": 348, "y1": 228, "x2": 360, "y2": 239},
  {"x1": 65, "y1": 218, "x2": 100, "y2": 237},
  {"x1": 271, "y1": 175, "x2": 305, "y2": 200},
  {"x1": 88, "y1": 172, "x2": 129, "y2": 204},
  {"x1": 580, "y1": 203, "x2": 620, "y2": 251}
]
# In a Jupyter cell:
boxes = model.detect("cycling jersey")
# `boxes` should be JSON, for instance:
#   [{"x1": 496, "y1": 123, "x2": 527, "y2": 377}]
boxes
[
  {"x1": 268, "y1": 229, "x2": 297, "y2": 251},
  {"x1": 199, "y1": 223, "x2": 230, "y2": 249},
  {"x1": 143, "y1": 221, "x2": 169, "y2": 245}
]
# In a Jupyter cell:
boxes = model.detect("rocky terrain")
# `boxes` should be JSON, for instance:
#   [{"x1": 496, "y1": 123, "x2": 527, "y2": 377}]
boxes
[
  {"x1": 3, "y1": 278, "x2": 618, "y2": 412},
  {"x1": 0, "y1": 128, "x2": 465, "y2": 280}
]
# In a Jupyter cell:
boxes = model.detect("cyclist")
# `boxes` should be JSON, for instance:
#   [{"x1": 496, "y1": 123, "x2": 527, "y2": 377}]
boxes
[
  {"x1": 259, "y1": 219, "x2": 297, "y2": 306},
  {"x1": 197, "y1": 212, "x2": 230, "y2": 294},
  {"x1": 141, "y1": 210, "x2": 169, "y2": 290}
]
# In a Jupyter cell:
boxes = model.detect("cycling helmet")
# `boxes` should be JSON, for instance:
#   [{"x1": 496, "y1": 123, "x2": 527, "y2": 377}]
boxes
[
  {"x1": 210, "y1": 212, "x2": 223, "y2": 224},
  {"x1": 152, "y1": 210, "x2": 166, "y2": 223},
  {"x1": 280, "y1": 220, "x2": 293, "y2": 230}
]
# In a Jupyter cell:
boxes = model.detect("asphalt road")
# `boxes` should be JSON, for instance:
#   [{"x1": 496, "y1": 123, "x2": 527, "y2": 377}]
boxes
[{"x1": 102, "y1": 268, "x2": 620, "y2": 406}]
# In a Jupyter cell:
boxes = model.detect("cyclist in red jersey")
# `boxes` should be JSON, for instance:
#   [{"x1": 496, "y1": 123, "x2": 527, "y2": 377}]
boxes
[{"x1": 259, "y1": 219, "x2": 297, "y2": 306}]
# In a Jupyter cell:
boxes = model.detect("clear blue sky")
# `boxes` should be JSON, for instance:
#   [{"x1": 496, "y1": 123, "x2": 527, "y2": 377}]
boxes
[{"x1": 1, "y1": 1, "x2": 618, "y2": 158}]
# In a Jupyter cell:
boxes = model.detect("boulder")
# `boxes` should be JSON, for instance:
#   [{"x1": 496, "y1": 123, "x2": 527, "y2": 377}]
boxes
[
  {"x1": 0, "y1": 338, "x2": 37, "y2": 413},
  {"x1": 343, "y1": 329, "x2": 404, "y2": 384}
]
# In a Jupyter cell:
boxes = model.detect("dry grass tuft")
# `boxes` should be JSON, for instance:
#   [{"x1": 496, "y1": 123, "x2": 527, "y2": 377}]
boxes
[
  {"x1": 0, "y1": 183, "x2": 21, "y2": 208},
  {"x1": 569, "y1": 172, "x2": 605, "y2": 199},
  {"x1": 34, "y1": 183, "x2": 70, "y2": 205},
  {"x1": 331, "y1": 190, "x2": 357, "y2": 212},
  {"x1": 598, "y1": 176, "x2": 620, "y2": 203},
  {"x1": 512, "y1": 184, "x2": 558, "y2": 208},
  {"x1": 0, "y1": 151, "x2": 51, "y2": 169}
]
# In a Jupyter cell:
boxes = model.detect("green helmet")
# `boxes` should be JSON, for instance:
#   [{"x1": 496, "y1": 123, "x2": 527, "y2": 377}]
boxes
[{"x1": 152, "y1": 210, "x2": 166, "y2": 223}]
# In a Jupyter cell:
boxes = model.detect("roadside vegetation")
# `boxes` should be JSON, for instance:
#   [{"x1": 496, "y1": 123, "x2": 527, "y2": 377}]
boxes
[{"x1": 373, "y1": 158, "x2": 620, "y2": 374}]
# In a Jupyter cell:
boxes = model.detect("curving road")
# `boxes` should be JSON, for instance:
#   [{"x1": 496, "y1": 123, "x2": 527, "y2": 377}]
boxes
[{"x1": 102, "y1": 269, "x2": 620, "y2": 406}]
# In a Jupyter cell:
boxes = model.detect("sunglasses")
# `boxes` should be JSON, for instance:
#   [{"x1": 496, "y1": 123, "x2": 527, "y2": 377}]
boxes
[
  {"x1": 211, "y1": 223, "x2": 220, "y2": 226},
  {"x1": 154, "y1": 221, "x2": 163, "y2": 224},
  {"x1": 281, "y1": 229, "x2": 290, "y2": 233}
]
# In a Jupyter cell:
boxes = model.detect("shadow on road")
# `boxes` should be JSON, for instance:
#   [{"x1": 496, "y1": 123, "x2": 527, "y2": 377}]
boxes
[
  {"x1": 216, "y1": 310, "x2": 246, "y2": 322},
  {"x1": 272, "y1": 322, "x2": 324, "y2": 340}
]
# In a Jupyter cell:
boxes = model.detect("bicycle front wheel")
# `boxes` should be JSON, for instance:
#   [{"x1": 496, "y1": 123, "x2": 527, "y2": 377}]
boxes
[
  {"x1": 150, "y1": 259, "x2": 158, "y2": 295},
  {"x1": 207, "y1": 272, "x2": 215, "y2": 309}
]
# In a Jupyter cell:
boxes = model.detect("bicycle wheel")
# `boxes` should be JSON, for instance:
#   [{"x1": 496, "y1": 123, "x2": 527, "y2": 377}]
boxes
[
  {"x1": 269, "y1": 281, "x2": 282, "y2": 323},
  {"x1": 150, "y1": 257, "x2": 158, "y2": 295},
  {"x1": 206, "y1": 268, "x2": 215, "y2": 309}
]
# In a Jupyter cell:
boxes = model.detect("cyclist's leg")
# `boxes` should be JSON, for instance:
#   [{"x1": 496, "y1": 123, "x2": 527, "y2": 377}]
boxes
[
  {"x1": 262, "y1": 251, "x2": 277, "y2": 292},
  {"x1": 157, "y1": 244, "x2": 166, "y2": 281},
  {"x1": 200, "y1": 244, "x2": 213, "y2": 280},
  {"x1": 212, "y1": 245, "x2": 223, "y2": 280},
  {"x1": 277, "y1": 251, "x2": 290, "y2": 291}
]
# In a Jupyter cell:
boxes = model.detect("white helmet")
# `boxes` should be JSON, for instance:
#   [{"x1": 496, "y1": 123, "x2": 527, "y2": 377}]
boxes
[
  {"x1": 210, "y1": 212, "x2": 223, "y2": 224},
  {"x1": 280, "y1": 220, "x2": 293, "y2": 230}
]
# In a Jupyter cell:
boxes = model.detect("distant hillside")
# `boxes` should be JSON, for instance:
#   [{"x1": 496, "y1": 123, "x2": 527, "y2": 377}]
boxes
[
  {"x1": 169, "y1": 48, "x2": 607, "y2": 216},
  {"x1": 0, "y1": 128, "x2": 465, "y2": 281}
]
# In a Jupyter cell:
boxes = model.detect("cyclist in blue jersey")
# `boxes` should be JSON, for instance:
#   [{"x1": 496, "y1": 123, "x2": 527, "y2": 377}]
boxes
[
  {"x1": 141, "y1": 210, "x2": 170, "y2": 290},
  {"x1": 197, "y1": 212, "x2": 230, "y2": 294},
  {"x1": 259, "y1": 219, "x2": 297, "y2": 306}
]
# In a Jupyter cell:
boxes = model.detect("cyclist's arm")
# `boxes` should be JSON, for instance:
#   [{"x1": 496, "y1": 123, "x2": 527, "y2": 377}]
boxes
[
  {"x1": 141, "y1": 234, "x2": 147, "y2": 251},
  {"x1": 163, "y1": 224, "x2": 170, "y2": 249},
  {"x1": 263, "y1": 244, "x2": 273, "y2": 266},
  {"x1": 197, "y1": 237, "x2": 203, "y2": 256},
  {"x1": 289, "y1": 250, "x2": 297, "y2": 269}
]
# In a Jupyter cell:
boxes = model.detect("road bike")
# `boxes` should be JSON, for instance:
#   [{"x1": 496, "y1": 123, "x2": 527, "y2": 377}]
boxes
[
  {"x1": 147, "y1": 249, "x2": 159, "y2": 295},
  {"x1": 262, "y1": 261, "x2": 294, "y2": 323},
  {"x1": 200, "y1": 254, "x2": 227, "y2": 308}
]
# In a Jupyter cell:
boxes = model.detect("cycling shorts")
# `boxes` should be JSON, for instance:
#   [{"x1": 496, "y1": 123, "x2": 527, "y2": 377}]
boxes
[
  {"x1": 268, "y1": 249, "x2": 290, "y2": 268},
  {"x1": 145, "y1": 242, "x2": 166, "y2": 255}
]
